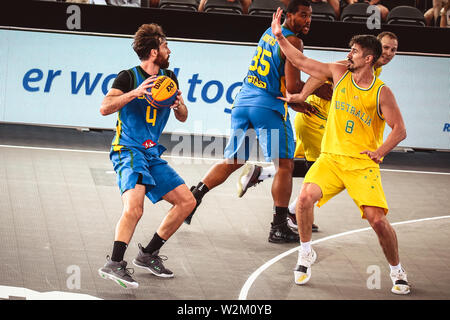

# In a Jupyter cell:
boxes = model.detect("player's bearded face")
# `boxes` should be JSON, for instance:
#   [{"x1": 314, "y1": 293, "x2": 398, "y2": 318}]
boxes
[
  {"x1": 155, "y1": 40, "x2": 170, "y2": 69},
  {"x1": 347, "y1": 57, "x2": 358, "y2": 72},
  {"x1": 290, "y1": 6, "x2": 312, "y2": 35},
  {"x1": 347, "y1": 45, "x2": 366, "y2": 72},
  {"x1": 346, "y1": 54, "x2": 357, "y2": 72},
  {"x1": 347, "y1": 57, "x2": 368, "y2": 72},
  {"x1": 155, "y1": 51, "x2": 170, "y2": 69}
]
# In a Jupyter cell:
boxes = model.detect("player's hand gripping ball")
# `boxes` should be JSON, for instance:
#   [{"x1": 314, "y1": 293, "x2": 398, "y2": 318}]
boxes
[{"x1": 146, "y1": 76, "x2": 178, "y2": 108}]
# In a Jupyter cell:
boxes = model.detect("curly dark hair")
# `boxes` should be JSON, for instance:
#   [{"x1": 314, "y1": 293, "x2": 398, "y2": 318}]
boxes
[
  {"x1": 132, "y1": 23, "x2": 166, "y2": 61},
  {"x1": 287, "y1": 0, "x2": 311, "y2": 13}
]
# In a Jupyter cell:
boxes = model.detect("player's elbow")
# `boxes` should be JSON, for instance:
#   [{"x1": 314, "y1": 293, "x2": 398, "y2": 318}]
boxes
[
  {"x1": 400, "y1": 128, "x2": 407, "y2": 141},
  {"x1": 99, "y1": 105, "x2": 109, "y2": 116},
  {"x1": 100, "y1": 100, "x2": 113, "y2": 116},
  {"x1": 397, "y1": 126, "x2": 407, "y2": 142}
]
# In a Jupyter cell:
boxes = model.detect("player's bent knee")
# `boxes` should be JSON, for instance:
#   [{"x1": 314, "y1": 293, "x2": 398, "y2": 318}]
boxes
[
  {"x1": 184, "y1": 194, "x2": 197, "y2": 213},
  {"x1": 123, "y1": 206, "x2": 143, "y2": 222},
  {"x1": 173, "y1": 192, "x2": 196, "y2": 215},
  {"x1": 368, "y1": 214, "x2": 388, "y2": 233},
  {"x1": 297, "y1": 191, "x2": 315, "y2": 209}
]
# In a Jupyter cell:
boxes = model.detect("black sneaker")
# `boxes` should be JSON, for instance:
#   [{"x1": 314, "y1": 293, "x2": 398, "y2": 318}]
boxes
[
  {"x1": 237, "y1": 163, "x2": 263, "y2": 198},
  {"x1": 184, "y1": 186, "x2": 202, "y2": 225},
  {"x1": 132, "y1": 244, "x2": 174, "y2": 278},
  {"x1": 98, "y1": 256, "x2": 138, "y2": 289},
  {"x1": 268, "y1": 221, "x2": 300, "y2": 243}
]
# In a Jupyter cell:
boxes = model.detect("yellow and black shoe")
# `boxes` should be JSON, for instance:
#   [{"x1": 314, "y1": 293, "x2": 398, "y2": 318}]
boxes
[
  {"x1": 294, "y1": 249, "x2": 317, "y2": 285},
  {"x1": 390, "y1": 268, "x2": 411, "y2": 295}
]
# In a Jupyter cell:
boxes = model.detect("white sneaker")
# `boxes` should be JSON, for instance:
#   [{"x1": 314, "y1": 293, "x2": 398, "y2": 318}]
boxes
[
  {"x1": 390, "y1": 268, "x2": 411, "y2": 295},
  {"x1": 286, "y1": 212, "x2": 298, "y2": 230},
  {"x1": 286, "y1": 212, "x2": 319, "y2": 233},
  {"x1": 294, "y1": 248, "x2": 317, "y2": 285},
  {"x1": 237, "y1": 163, "x2": 262, "y2": 198}
]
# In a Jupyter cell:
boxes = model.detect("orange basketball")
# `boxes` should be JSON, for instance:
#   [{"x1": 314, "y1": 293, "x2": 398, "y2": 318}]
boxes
[{"x1": 146, "y1": 76, "x2": 178, "y2": 108}]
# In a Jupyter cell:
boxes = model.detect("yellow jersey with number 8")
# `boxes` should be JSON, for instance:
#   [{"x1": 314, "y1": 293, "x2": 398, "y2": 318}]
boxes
[{"x1": 321, "y1": 70, "x2": 386, "y2": 159}]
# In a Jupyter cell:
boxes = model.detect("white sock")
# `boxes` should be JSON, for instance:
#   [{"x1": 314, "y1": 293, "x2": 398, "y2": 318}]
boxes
[
  {"x1": 288, "y1": 198, "x2": 297, "y2": 214},
  {"x1": 259, "y1": 165, "x2": 276, "y2": 181},
  {"x1": 300, "y1": 241, "x2": 311, "y2": 254},
  {"x1": 389, "y1": 263, "x2": 402, "y2": 272}
]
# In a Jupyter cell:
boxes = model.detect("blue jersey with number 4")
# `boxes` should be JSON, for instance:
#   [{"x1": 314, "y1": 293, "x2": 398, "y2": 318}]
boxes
[
  {"x1": 233, "y1": 26, "x2": 296, "y2": 119},
  {"x1": 112, "y1": 67, "x2": 175, "y2": 154}
]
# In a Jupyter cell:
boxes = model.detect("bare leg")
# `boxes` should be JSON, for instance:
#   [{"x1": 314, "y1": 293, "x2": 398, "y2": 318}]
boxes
[
  {"x1": 99, "y1": 185, "x2": 146, "y2": 288},
  {"x1": 115, "y1": 184, "x2": 146, "y2": 244},
  {"x1": 202, "y1": 158, "x2": 244, "y2": 190},
  {"x1": 364, "y1": 206, "x2": 399, "y2": 266},
  {"x1": 293, "y1": 182, "x2": 322, "y2": 284},
  {"x1": 296, "y1": 183, "x2": 322, "y2": 242},
  {"x1": 433, "y1": 0, "x2": 444, "y2": 24},
  {"x1": 157, "y1": 184, "x2": 197, "y2": 239},
  {"x1": 327, "y1": 0, "x2": 341, "y2": 19},
  {"x1": 377, "y1": 4, "x2": 389, "y2": 22},
  {"x1": 272, "y1": 158, "x2": 294, "y2": 207},
  {"x1": 240, "y1": 0, "x2": 252, "y2": 14},
  {"x1": 424, "y1": 8, "x2": 434, "y2": 26}
]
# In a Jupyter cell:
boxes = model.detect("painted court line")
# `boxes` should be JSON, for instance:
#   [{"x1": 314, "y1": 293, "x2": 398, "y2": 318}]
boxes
[
  {"x1": 380, "y1": 168, "x2": 450, "y2": 176},
  {"x1": 0, "y1": 144, "x2": 223, "y2": 162},
  {"x1": 1, "y1": 144, "x2": 449, "y2": 298},
  {"x1": 238, "y1": 215, "x2": 450, "y2": 300},
  {"x1": 1, "y1": 145, "x2": 450, "y2": 176}
]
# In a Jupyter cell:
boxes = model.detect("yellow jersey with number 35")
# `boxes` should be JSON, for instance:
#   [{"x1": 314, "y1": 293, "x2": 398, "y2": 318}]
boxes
[{"x1": 321, "y1": 70, "x2": 386, "y2": 160}]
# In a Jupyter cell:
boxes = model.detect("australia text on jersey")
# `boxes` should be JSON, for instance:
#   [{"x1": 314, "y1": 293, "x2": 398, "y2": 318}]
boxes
[{"x1": 334, "y1": 100, "x2": 374, "y2": 127}]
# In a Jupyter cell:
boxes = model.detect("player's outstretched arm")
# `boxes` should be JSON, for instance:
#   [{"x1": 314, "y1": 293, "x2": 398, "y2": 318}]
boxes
[
  {"x1": 272, "y1": 7, "x2": 333, "y2": 81},
  {"x1": 278, "y1": 76, "x2": 330, "y2": 105},
  {"x1": 307, "y1": 60, "x2": 348, "y2": 100},
  {"x1": 302, "y1": 76, "x2": 334, "y2": 101},
  {"x1": 360, "y1": 86, "x2": 407, "y2": 163}
]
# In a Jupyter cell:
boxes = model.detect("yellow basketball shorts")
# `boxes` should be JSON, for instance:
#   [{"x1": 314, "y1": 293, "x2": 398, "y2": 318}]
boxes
[
  {"x1": 304, "y1": 153, "x2": 388, "y2": 218},
  {"x1": 293, "y1": 112, "x2": 325, "y2": 161}
]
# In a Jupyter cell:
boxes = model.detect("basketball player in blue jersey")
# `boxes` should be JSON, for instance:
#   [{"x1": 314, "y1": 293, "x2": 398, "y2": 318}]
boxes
[
  {"x1": 97, "y1": 23, "x2": 196, "y2": 289},
  {"x1": 185, "y1": 0, "x2": 316, "y2": 244}
]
